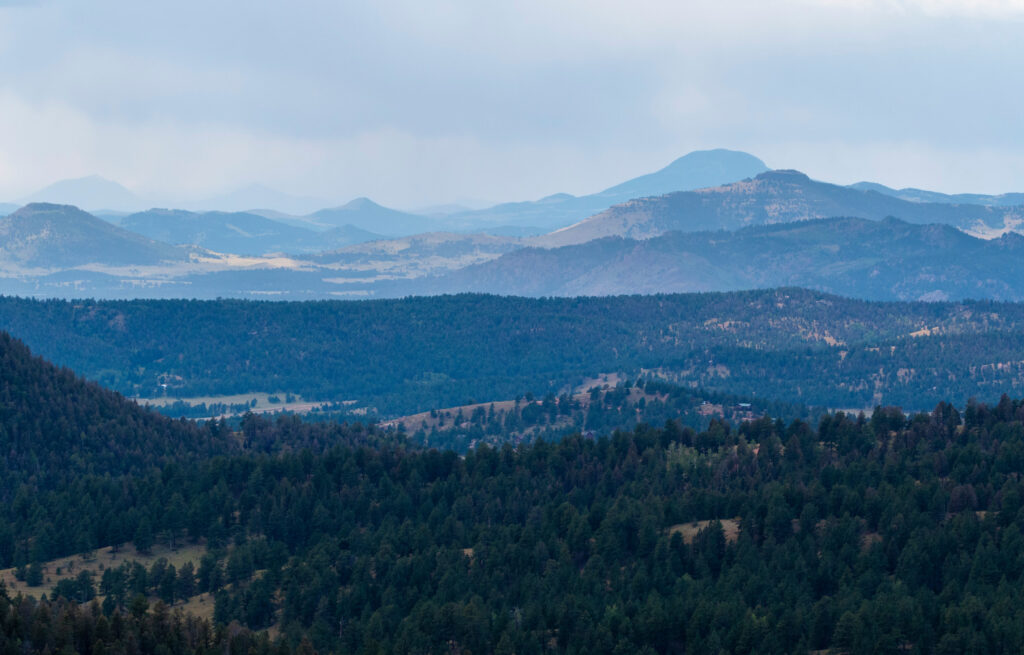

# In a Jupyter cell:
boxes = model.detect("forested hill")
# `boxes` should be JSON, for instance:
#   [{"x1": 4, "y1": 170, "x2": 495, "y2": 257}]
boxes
[
  {"x1": 0, "y1": 331, "x2": 399, "y2": 506},
  {"x1": 0, "y1": 330, "x2": 233, "y2": 496},
  {"x1": 3, "y1": 290, "x2": 1024, "y2": 413},
  {"x1": 9, "y1": 311, "x2": 1024, "y2": 652},
  {"x1": 0, "y1": 334, "x2": 402, "y2": 568},
  {"x1": 10, "y1": 396, "x2": 1024, "y2": 653}
]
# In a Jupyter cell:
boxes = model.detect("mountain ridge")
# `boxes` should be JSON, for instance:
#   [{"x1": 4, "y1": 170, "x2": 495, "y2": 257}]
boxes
[
  {"x1": 120, "y1": 208, "x2": 382, "y2": 255},
  {"x1": 538, "y1": 169, "x2": 1024, "y2": 247},
  {"x1": 0, "y1": 203, "x2": 192, "y2": 269},
  {"x1": 418, "y1": 215, "x2": 1024, "y2": 301},
  {"x1": 850, "y1": 181, "x2": 1024, "y2": 208},
  {"x1": 442, "y1": 149, "x2": 770, "y2": 233}
]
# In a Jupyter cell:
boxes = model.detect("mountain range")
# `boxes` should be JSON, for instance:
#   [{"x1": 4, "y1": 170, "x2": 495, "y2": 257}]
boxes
[
  {"x1": 539, "y1": 169, "x2": 1024, "y2": 247},
  {"x1": 0, "y1": 203, "x2": 191, "y2": 270},
  {"x1": 8, "y1": 150, "x2": 767, "y2": 234},
  {"x1": 121, "y1": 208, "x2": 382, "y2": 255},
  {"x1": 298, "y1": 197, "x2": 437, "y2": 235},
  {"x1": 15, "y1": 177, "x2": 329, "y2": 215},
  {"x1": 4, "y1": 150, "x2": 1024, "y2": 302},
  {"x1": 413, "y1": 216, "x2": 1024, "y2": 301},
  {"x1": 440, "y1": 149, "x2": 769, "y2": 233},
  {"x1": 850, "y1": 181, "x2": 1024, "y2": 208}
]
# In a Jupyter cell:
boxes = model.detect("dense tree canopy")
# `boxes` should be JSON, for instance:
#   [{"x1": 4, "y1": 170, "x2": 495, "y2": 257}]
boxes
[
  {"x1": 8, "y1": 391, "x2": 1024, "y2": 652},
  {"x1": 8, "y1": 315, "x2": 1024, "y2": 653},
  {"x1": 3, "y1": 290, "x2": 1024, "y2": 413}
]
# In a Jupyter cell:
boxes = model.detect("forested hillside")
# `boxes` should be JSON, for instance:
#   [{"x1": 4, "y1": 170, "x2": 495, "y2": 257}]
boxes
[
  {"x1": 10, "y1": 387, "x2": 1024, "y2": 653},
  {"x1": 3, "y1": 290, "x2": 1024, "y2": 413},
  {"x1": 0, "y1": 331, "x2": 399, "y2": 567},
  {"x1": 8, "y1": 330, "x2": 1024, "y2": 652},
  {"x1": 396, "y1": 378, "x2": 820, "y2": 452},
  {"x1": 0, "y1": 331, "x2": 233, "y2": 497},
  {"x1": 0, "y1": 591, "x2": 303, "y2": 655}
]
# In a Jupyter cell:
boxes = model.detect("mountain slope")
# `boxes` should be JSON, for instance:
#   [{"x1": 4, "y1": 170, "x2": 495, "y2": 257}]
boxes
[
  {"x1": 443, "y1": 149, "x2": 769, "y2": 233},
  {"x1": 541, "y1": 170, "x2": 1024, "y2": 247},
  {"x1": 121, "y1": 208, "x2": 382, "y2": 255},
  {"x1": 426, "y1": 216, "x2": 1024, "y2": 301},
  {"x1": 0, "y1": 330, "x2": 233, "y2": 499},
  {"x1": 0, "y1": 203, "x2": 191, "y2": 269}
]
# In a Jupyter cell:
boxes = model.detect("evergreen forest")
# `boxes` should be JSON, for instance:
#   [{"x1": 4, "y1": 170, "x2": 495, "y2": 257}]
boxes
[
  {"x1": 3, "y1": 290, "x2": 1024, "y2": 414},
  {"x1": 5, "y1": 325, "x2": 1024, "y2": 653}
]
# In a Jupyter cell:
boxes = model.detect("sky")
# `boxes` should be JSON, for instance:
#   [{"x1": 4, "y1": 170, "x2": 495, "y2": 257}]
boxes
[{"x1": 0, "y1": 0, "x2": 1022, "y2": 208}]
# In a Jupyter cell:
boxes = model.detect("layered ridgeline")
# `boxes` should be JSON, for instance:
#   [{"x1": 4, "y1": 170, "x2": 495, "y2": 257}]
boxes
[
  {"x1": 301, "y1": 197, "x2": 436, "y2": 235},
  {"x1": 6, "y1": 178, "x2": 1024, "y2": 301},
  {"x1": 441, "y1": 149, "x2": 770, "y2": 233},
  {"x1": 0, "y1": 203, "x2": 191, "y2": 269},
  {"x1": 121, "y1": 208, "x2": 383, "y2": 256},
  {"x1": 3, "y1": 290, "x2": 1024, "y2": 413},
  {"x1": 851, "y1": 180, "x2": 1024, "y2": 207},
  {"x1": 539, "y1": 169, "x2": 1024, "y2": 247},
  {"x1": 421, "y1": 217, "x2": 1024, "y2": 301}
]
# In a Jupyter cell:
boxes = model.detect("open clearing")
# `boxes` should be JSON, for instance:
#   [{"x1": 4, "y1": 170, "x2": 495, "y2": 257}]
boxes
[
  {"x1": 667, "y1": 519, "x2": 741, "y2": 544},
  {"x1": 132, "y1": 391, "x2": 347, "y2": 419},
  {"x1": 0, "y1": 541, "x2": 207, "y2": 600},
  {"x1": 136, "y1": 391, "x2": 304, "y2": 410}
]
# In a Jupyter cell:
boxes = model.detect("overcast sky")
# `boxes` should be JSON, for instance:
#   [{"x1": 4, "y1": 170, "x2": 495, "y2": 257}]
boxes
[{"x1": 0, "y1": 0, "x2": 1022, "y2": 207}]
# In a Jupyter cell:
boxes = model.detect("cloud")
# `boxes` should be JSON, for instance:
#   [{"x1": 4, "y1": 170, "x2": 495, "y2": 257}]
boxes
[
  {"x1": 0, "y1": 90, "x2": 652, "y2": 206},
  {"x1": 0, "y1": 0, "x2": 1021, "y2": 204},
  {"x1": 808, "y1": 0, "x2": 1024, "y2": 16}
]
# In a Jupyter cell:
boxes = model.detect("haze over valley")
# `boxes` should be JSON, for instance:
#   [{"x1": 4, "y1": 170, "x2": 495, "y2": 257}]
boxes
[{"x1": 4, "y1": 149, "x2": 1024, "y2": 301}]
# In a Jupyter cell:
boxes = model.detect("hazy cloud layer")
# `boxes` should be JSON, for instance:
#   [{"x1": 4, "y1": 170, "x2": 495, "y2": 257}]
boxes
[{"x1": 0, "y1": 0, "x2": 1021, "y2": 206}]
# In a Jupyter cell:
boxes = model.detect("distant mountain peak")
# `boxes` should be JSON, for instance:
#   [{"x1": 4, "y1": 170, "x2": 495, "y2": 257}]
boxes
[
  {"x1": 597, "y1": 149, "x2": 770, "y2": 201},
  {"x1": 340, "y1": 197, "x2": 381, "y2": 210},
  {"x1": 308, "y1": 198, "x2": 436, "y2": 236},
  {"x1": 20, "y1": 176, "x2": 142, "y2": 212},
  {"x1": 661, "y1": 148, "x2": 767, "y2": 171},
  {"x1": 539, "y1": 193, "x2": 576, "y2": 203}
]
